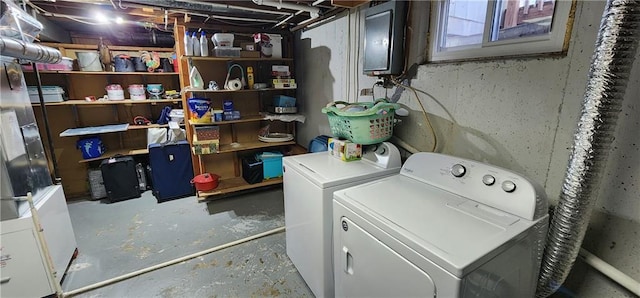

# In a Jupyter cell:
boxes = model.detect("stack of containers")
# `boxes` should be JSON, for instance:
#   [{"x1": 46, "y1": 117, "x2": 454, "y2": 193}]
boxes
[{"x1": 212, "y1": 33, "x2": 240, "y2": 57}]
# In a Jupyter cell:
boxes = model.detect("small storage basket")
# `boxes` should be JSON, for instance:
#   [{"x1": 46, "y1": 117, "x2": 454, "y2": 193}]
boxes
[{"x1": 322, "y1": 100, "x2": 399, "y2": 145}]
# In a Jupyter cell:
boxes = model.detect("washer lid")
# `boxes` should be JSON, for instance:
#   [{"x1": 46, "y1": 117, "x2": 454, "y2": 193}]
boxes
[
  {"x1": 284, "y1": 152, "x2": 400, "y2": 188},
  {"x1": 334, "y1": 175, "x2": 538, "y2": 277}
]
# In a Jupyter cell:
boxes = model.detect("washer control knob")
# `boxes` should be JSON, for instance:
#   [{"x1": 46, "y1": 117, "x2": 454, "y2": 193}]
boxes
[
  {"x1": 451, "y1": 164, "x2": 466, "y2": 177},
  {"x1": 482, "y1": 175, "x2": 495, "y2": 186},
  {"x1": 501, "y1": 180, "x2": 517, "y2": 193}
]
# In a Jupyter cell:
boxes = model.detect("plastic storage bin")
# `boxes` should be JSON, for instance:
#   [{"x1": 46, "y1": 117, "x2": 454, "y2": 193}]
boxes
[
  {"x1": 273, "y1": 95, "x2": 296, "y2": 107},
  {"x1": 28, "y1": 86, "x2": 65, "y2": 103},
  {"x1": 257, "y1": 152, "x2": 283, "y2": 179},
  {"x1": 242, "y1": 156, "x2": 263, "y2": 184},
  {"x1": 214, "y1": 46, "x2": 241, "y2": 57},
  {"x1": 45, "y1": 57, "x2": 73, "y2": 70}
]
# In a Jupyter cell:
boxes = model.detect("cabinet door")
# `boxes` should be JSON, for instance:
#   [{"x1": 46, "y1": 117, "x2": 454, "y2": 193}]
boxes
[
  {"x1": 335, "y1": 216, "x2": 436, "y2": 298},
  {"x1": 0, "y1": 229, "x2": 55, "y2": 298}
]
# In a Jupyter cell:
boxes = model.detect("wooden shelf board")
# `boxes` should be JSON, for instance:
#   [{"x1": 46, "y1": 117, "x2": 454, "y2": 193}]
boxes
[
  {"x1": 39, "y1": 42, "x2": 174, "y2": 52},
  {"x1": 33, "y1": 99, "x2": 181, "y2": 106},
  {"x1": 78, "y1": 148, "x2": 148, "y2": 163},
  {"x1": 28, "y1": 70, "x2": 179, "y2": 75},
  {"x1": 181, "y1": 56, "x2": 293, "y2": 62},
  {"x1": 128, "y1": 124, "x2": 170, "y2": 130},
  {"x1": 197, "y1": 177, "x2": 283, "y2": 201},
  {"x1": 218, "y1": 141, "x2": 296, "y2": 153},
  {"x1": 189, "y1": 115, "x2": 265, "y2": 126},
  {"x1": 185, "y1": 87, "x2": 296, "y2": 94}
]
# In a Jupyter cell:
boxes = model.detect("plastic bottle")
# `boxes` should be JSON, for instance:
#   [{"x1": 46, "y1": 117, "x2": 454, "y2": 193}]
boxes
[
  {"x1": 200, "y1": 31, "x2": 209, "y2": 57},
  {"x1": 184, "y1": 31, "x2": 193, "y2": 56},
  {"x1": 192, "y1": 32, "x2": 201, "y2": 57},
  {"x1": 247, "y1": 66, "x2": 255, "y2": 89}
]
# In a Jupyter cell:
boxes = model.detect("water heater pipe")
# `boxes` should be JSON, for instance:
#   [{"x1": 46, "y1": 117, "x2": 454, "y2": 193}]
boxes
[{"x1": 536, "y1": 0, "x2": 640, "y2": 296}]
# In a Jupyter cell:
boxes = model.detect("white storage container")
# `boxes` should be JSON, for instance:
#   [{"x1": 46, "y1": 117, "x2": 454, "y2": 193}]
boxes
[
  {"x1": 214, "y1": 46, "x2": 241, "y2": 57},
  {"x1": 28, "y1": 86, "x2": 65, "y2": 103},
  {"x1": 270, "y1": 34, "x2": 283, "y2": 59},
  {"x1": 169, "y1": 109, "x2": 184, "y2": 124}
]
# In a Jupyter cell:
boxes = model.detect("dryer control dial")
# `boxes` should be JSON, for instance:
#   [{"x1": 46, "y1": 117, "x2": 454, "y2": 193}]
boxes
[
  {"x1": 451, "y1": 164, "x2": 466, "y2": 177},
  {"x1": 501, "y1": 180, "x2": 517, "y2": 193}
]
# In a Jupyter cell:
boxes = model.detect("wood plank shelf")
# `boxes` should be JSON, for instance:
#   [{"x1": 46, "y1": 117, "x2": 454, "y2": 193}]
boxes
[
  {"x1": 78, "y1": 148, "x2": 148, "y2": 163},
  {"x1": 197, "y1": 177, "x2": 283, "y2": 201},
  {"x1": 32, "y1": 99, "x2": 181, "y2": 106},
  {"x1": 218, "y1": 141, "x2": 295, "y2": 153},
  {"x1": 193, "y1": 141, "x2": 295, "y2": 155},
  {"x1": 181, "y1": 56, "x2": 294, "y2": 62},
  {"x1": 184, "y1": 87, "x2": 296, "y2": 94},
  {"x1": 27, "y1": 70, "x2": 179, "y2": 76},
  {"x1": 189, "y1": 115, "x2": 265, "y2": 126}
]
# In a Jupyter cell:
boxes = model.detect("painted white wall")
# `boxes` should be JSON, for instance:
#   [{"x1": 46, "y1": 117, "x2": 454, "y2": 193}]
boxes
[
  {"x1": 294, "y1": 13, "x2": 351, "y2": 148},
  {"x1": 295, "y1": 0, "x2": 639, "y2": 296}
]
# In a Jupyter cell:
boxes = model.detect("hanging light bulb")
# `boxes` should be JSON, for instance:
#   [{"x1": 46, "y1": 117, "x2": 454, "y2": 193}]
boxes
[{"x1": 115, "y1": 16, "x2": 124, "y2": 24}]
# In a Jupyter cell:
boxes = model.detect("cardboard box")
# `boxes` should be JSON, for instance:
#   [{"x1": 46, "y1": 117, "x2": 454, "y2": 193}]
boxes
[
  {"x1": 240, "y1": 42, "x2": 256, "y2": 51},
  {"x1": 192, "y1": 139, "x2": 219, "y2": 155},
  {"x1": 240, "y1": 51, "x2": 260, "y2": 58},
  {"x1": 328, "y1": 138, "x2": 362, "y2": 161}
]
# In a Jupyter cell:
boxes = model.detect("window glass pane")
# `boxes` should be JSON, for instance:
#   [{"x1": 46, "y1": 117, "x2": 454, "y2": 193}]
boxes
[
  {"x1": 491, "y1": 0, "x2": 555, "y2": 42},
  {"x1": 441, "y1": 0, "x2": 489, "y2": 49}
]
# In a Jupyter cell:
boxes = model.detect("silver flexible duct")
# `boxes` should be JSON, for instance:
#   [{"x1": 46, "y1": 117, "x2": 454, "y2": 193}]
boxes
[
  {"x1": 0, "y1": 36, "x2": 61, "y2": 63},
  {"x1": 536, "y1": 0, "x2": 640, "y2": 297}
]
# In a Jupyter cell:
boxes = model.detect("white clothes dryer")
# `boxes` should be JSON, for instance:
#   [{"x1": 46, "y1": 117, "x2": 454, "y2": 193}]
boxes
[
  {"x1": 333, "y1": 152, "x2": 548, "y2": 298},
  {"x1": 283, "y1": 142, "x2": 401, "y2": 298}
]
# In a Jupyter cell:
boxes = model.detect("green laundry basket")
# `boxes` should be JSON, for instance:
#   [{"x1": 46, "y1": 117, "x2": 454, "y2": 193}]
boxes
[{"x1": 321, "y1": 100, "x2": 399, "y2": 145}]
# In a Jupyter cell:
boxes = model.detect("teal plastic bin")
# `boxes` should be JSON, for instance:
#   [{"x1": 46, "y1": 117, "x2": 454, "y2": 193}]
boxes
[{"x1": 257, "y1": 152, "x2": 283, "y2": 179}]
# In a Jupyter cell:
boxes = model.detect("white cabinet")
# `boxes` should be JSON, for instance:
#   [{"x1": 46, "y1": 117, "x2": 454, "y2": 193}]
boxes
[
  {"x1": 0, "y1": 228, "x2": 55, "y2": 298},
  {"x1": 0, "y1": 185, "x2": 77, "y2": 297}
]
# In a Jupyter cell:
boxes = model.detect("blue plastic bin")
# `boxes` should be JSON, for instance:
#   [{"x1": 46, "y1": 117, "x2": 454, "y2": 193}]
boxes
[
  {"x1": 273, "y1": 95, "x2": 296, "y2": 107},
  {"x1": 257, "y1": 152, "x2": 283, "y2": 179}
]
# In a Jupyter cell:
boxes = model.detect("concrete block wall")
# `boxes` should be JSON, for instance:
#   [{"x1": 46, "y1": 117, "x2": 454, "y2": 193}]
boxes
[{"x1": 295, "y1": 1, "x2": 639, "y2": 296}]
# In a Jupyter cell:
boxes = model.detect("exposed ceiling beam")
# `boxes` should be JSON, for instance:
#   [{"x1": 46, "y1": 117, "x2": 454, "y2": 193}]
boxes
[{"x1": 34, "y1": 13, "x2": 72, "y2": 43}]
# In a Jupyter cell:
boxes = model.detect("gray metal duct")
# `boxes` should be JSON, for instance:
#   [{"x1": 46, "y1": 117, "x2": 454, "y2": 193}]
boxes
[
  {"x1": 121, "y1": 0, "x2": 290, "y2": 16},
  {"x1": 536, "y1": 0, "x2": 640, "y2": 297},
  {"x1": 0, "y1": 36, "x2": 61, "y2": 63}
]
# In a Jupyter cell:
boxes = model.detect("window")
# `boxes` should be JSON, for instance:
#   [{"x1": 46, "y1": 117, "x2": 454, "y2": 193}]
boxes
[{"x1": 430, "y1": 0, "x2": 574, "y2": 62}]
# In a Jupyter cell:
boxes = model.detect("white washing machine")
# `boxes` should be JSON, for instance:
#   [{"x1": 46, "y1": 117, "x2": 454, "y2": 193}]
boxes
[
  {"x1": 333, "y1": 152, "x2": 548, "y2": 297},
  {"x1": 283, "y1": 142, "x2": 401, "y2": 298}
]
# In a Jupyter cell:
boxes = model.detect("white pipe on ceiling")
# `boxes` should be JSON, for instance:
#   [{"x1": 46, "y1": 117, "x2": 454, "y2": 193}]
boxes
[{"x1": 252, "y1": 0, "x2": 320, "y2": 19}]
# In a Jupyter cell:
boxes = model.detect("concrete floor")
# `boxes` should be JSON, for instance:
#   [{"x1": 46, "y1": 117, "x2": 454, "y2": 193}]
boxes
[{"x1": 61, "y1": 187, "x2": 314, "y2": 297}]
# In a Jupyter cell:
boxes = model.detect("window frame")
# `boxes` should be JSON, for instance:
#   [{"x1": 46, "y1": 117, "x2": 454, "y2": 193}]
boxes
[{"x1": 429, "y1": 0, "x2": 575, "y2": 62}]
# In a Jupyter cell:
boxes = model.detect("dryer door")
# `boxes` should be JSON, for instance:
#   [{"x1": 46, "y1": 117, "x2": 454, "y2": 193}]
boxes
[{"x1": 335, "y1": 216, "x2": 436, "y2": 297}]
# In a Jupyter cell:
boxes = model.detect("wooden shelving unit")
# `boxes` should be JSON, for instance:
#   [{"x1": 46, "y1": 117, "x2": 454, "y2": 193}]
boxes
[
  {"x1": 28, "y1": 42, "x2": 182, "y2": 198},
  {"x1": 182, "y1": 56, "x2": 294, "y2": 62},
  {"x1": 196, "y1": 177, "x2": 284, "y2": 202},
  {"x1": 26, "y1": 70, "x2": 179, "y2": 76},
  {"x1": 175, "y1": 24, "x2": 300, "y2": 202},
  {"x1": 181, "y1": 87, "x2": 295, "y2": 94},
  {"x1": 33, "y1": 99, "x2": 181, "y2": 106}
]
